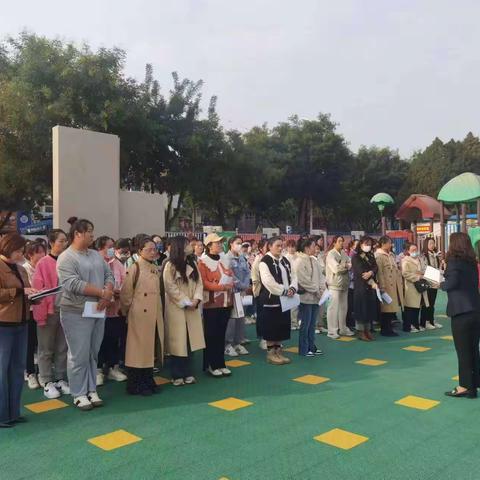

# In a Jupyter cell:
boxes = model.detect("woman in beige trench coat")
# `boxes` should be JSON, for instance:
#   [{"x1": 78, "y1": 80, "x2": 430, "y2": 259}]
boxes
[
  {"x1": 401, "y1": 243, "x2": 429, "y2": 333},
  {"x1": 120, "y1": 237, "x2": 164, "y2": 396},
  {"x1": 375, "y1": 236, "x2": 404, "y2": 336},
  {"x1": 163, "y1": 236, "x2": 205, "y2": 386}
]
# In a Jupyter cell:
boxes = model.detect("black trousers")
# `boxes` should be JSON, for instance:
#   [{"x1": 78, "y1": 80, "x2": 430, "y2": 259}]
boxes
[
  {"x1": 346, "y1": 288, "x2": 355, "y2": 329},
  {"x1": 126, "y1": 367, "x2": 156, "y2": 395},
  {"x1": 26, "y1": 319, "x2": 37, "y2": 375},
  {"x1": 98, "y1": 316, "x2": 127, "y2": 369},
  {"x1": 380, "y1": 312, "x2": 397, "y2": 334},
  {"x1": 451, "y1": 312, "x2": 480, "y2": 390},
  {"x1": 403, "y1": 306, "x2": 420, "y2": 331},
  {"x1": 203, "y1": 307, "x2": 230, "y2": 370},
  {"x1": 256, "y1": 302, "x2": 264, "y2": 338},
  {"x1": 170, "y1": 355, "x2": 193, "y2": 380},
  {"x1": 420, "y1": 289, "x2": 438, "y2": 327}
]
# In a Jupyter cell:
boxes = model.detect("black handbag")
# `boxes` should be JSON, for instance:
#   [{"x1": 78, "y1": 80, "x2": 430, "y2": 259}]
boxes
[{"x1": 414, "y1": 279, "x2": 430, "y2": 293}]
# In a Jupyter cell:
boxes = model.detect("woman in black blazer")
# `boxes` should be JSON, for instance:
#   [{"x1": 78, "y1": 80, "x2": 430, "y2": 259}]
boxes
[{"x1": 441, "y1": 232, "x2": 480, "y2": 398}]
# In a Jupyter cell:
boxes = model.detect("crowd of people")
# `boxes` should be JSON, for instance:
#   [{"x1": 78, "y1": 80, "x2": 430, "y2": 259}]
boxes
[{"x1": 0, "y1": 218, "x2": 479, "y2": 427}]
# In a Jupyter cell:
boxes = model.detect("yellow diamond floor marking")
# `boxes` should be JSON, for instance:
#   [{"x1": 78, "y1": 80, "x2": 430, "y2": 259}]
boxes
[
  {"x1": 154, "y1": 376, "x2": 170, "y2": 386},
  {"x1": 314, "y1": 428, "x2": 369, "y2": 450},
  {"x1": 452, "y1": 375, "x2": 459, "y2": 381},
  {"x1": 356, "y1": 358, "x2": 387, "y2": 367},
  {"x1": 284, "y1": 346, "x2": 298, "y2": 353},
  {"x1": 293, "y1": 374, "x2": 330, "y2": 385},
  {"x1": 88, "y1": 429, "x2": 142, "y2": 451},
  {"x1": 403, "y1": 345, "x2": 431, "y2": 352},
  {"x1": 395, "y1": 395, "x2": 440, "y2": 411},
  {"x1": 441, "y1": 335, "x2": 453, "y2": 341},
  {"x1": 24, "y1": 399, "x2": 69, "y2": 414},
  {"x1": 336, "y1": 336, "x2": 356, "y2": 342},
  {"x1": 209, "y1": 397, "x2": 253, "y2": 412},
  {"x1": 225, "y1": 359, "x2": 251, "y2": 368}
]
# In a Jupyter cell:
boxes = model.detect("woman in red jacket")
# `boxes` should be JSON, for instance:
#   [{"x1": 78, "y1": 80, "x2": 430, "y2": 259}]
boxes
[{"x1": 197, "y1": 233, "x2": 234, "y2": 378}]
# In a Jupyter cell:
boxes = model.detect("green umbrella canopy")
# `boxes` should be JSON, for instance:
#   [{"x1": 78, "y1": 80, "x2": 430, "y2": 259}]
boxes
[
  {"x1": 370, "y1": 193, "x2": 394, "y2": 212},
  {"x1": 468, "y1": 227, "x2": 480, "y2": 250},
  {"x1": 437, "y1": 172, "x2": 480, "y2": 204}
]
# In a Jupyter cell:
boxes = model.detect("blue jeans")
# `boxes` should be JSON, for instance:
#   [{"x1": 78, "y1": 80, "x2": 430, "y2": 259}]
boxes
[
  {"x1": 298, "y1": 303, "x2": 319, "y2": 356},
  {"x1": 0, "y1": 324, "x2": 28, "y2": 423}
]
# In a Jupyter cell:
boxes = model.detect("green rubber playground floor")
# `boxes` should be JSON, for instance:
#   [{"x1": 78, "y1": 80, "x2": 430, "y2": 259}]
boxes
[{"x1": 2, "y1": 292, "x2": 478, "y2": 480}]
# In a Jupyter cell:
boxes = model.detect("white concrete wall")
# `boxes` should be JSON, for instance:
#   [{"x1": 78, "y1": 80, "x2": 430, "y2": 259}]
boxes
[
  {"x1": 119, "y1": 190, "x2": 166, "y2": 238},
  {"x1": 53, "y1": 126, "x2": 120, "y2": 237}
]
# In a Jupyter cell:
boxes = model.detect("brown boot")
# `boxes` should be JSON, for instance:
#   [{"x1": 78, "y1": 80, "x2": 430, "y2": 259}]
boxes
[
  {"x1": 275, "y1": 346, "x2": 292, "y2": 364},
  {"x1": 366, "y1": 330, "x2": 375, "y2": 341},
  {"x1": 267, "y1": 347, "x2": 284, "y2": 365},
  {"x1": 358, "y1": 331, "x2": 371, "y2": 341}
]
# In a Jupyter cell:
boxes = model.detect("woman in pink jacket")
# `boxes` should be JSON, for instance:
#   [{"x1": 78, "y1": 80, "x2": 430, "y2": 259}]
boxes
[{"x1": 32, "y1": 229, "x2": 69, "y2": 399}]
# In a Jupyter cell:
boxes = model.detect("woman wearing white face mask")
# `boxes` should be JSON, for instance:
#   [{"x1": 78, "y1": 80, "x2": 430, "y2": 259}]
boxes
[
  {"x1": 95, "y1": 236, "x2": 128, "y2": 385},
  {"x1": 401, "y1": 244, "x2": 429, "y2": 333},
  {"x1": 225, "y1": 236, "x2": 251, "y2": 357},
  {"x1": 352, "y1": 237, "x2": 379, "y2": 341}
]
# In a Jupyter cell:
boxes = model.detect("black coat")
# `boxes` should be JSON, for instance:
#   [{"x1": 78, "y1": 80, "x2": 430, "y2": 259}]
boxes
[
  {"x1": 352, "y1": 252, "x2": 379, "y2": 325},
  {"x1": 441, "y1": 258, "x2": 480, "y2": 317}
]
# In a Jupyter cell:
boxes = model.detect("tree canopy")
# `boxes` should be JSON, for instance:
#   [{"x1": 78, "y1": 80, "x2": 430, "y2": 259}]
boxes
[{"x1": 1, "y1": 33, "x2": 479, "y2": 233}]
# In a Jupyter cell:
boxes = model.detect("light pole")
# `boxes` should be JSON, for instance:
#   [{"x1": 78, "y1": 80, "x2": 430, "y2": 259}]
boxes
[{"x1": 370, "y1": 193, "x2": 394, "y2": 236}]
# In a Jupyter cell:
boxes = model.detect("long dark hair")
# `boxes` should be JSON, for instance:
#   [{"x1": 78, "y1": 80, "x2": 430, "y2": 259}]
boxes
[
  {"x1": 327, "y1": 235, "x2": 344, "y2": 251},
  {"x1": 48, "y1": 229, "x2": 66, "y2": 247},
  {"x1": 422, "y1": 237, "x2": 437, "y2": 256},
  {"x1": 169, "y1": 236, "x2": 199, "y2": 283},
  {"x1": 355, "y1": 236, "x2": 374, "y2": 255},
  {"x1": 68, "y1": 218, "x2": 93, "y2": 243},
  {"x1": 297, "y1": 236, "x2": 316, "y2": 253},
  {"x1": 446, "y1": 232, "x2": 476, "y2": 264}
]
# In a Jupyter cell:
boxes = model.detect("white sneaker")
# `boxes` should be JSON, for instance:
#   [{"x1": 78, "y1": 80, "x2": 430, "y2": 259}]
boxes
[
  {"x1": 339, "y1": 328, "x2": 355, "y2": 337},
  {"x1": 418, "y1": 326, "x2": 426, "y2": 332},
  {"x1": 208, "y1": 367, "x2": 223, "y2": 377},
  {"x1": 224, "y1": 344, "x2": 239, "y2": 357},
  {"x1": 96, "y1": 369, "x2": 105, "y2": 386},
  {"x1": 55, "y1": 380, "x2": 70, "y2": 395},
  {"x1": 107, "y1": 366, "x2": 127, "y2": 382},
  {"x1": 320, "y1": 327, "x2": 329, "y2": 334},
  {"x1": 27, "y1": 374, "x2": 40, "y2": 390},
  {"x1": 259, "y1": 339, "x2": 267, "y2": 350},
  {"x1": 234, "y1": 344, "x2": 249, "y2": 355},
  {"x1": 74, "y1": 395, "x2": 93, "y2": 411},
  {"x1": 87, "y1": 391, "x2": 104, "y2": 407},
  {"x1": 327, "y1": 333, "x2": 340, "y2": 339},
  {"x1": 44, "y1": 382, "x2": 61, "y2": 399},
  {"x1": 220, "y1": 368, "x2": 232, "y2": 376},
  {"x1": 184, "y1": 376, "x2": 196, "y2": 384},
  {"x1": 315, "y1": 329, "x2": 320, "y2": 334},
  {"x1": 172, "y1": 378, "x2": 185, "y2": 387},
  {"x1": 410, "y1": 326, "x2": 420, "y2": 333},
  {"x1": 435, "y1": 323, "x2": 443, "y2": 329},
  {"x1": 425, "y1": 323, "x2": 436, "y2": 330}
]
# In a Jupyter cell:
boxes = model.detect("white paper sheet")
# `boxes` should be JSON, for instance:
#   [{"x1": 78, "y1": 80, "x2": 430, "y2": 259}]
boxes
[
  {"x1": 376, "y1": 288, "x2": 383, "y2": 303},
  {"x1": 219, "y1": 273, "x2": 231, "y2": 286},
  {"x1": 280, "y1": 293, "x2": 300, "y2": 312},
  {"x1": 234, "y1": 292, "x2": 245, "y2": 317},
  {"x1": 180, "y1": 298, "x2": 193, "y2": 308},
  {"x1": 82, "y1": 301, "x2": 106, "y2": 319},
  {"x1": 381, "y1": 292, "x2": 393, "y2": 304},
  {"x1": 242, "y1": 295, "x2": 253, "y2": 307},
  {"x1": 424, "y1": 266, "x2": 442, "y2": 284},
  {"x1": 318, "y1": 289, "x2": 331, "y2": 307}
]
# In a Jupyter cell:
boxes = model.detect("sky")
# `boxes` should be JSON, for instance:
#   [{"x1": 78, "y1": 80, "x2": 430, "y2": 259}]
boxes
[{"x1": 1, "y1": 0, "x2": 480, "y2": 157}]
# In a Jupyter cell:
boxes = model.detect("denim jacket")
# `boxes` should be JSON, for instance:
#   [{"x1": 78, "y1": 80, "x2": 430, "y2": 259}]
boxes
[{"x1": 226, "y1": 251, "x2": 251, "y2": 293}]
